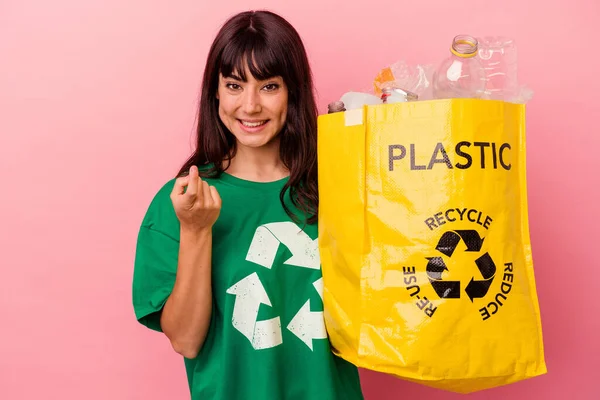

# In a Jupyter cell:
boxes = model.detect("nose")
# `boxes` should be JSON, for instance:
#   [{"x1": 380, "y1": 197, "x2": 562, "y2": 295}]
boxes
[{"x1": 241, "y1": 89, "x2": 262, "y2": 114}]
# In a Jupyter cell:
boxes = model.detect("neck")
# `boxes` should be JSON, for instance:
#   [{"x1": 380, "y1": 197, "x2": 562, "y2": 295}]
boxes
[{"x1": 225, "y1": 139, "x2": 289, "y2": 182}]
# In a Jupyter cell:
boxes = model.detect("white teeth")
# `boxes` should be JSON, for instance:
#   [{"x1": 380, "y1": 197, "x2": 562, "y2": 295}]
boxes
[{"x1": 241, "y1": 120, "x2": 267, "y2": 127}]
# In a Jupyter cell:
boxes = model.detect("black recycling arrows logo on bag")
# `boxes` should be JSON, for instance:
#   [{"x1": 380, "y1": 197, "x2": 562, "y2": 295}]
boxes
[
  {"x1": 426, "y1": 230, "x2": 496, "y2": 301},
  {"x1": 411, "y1": 208, "x2": 516, "y2": 321}
]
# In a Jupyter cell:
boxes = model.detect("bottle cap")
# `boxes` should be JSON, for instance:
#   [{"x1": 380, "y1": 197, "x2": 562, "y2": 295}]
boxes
[{"x1": 327, "y1": 101, "x2": 346, "y2": 113}]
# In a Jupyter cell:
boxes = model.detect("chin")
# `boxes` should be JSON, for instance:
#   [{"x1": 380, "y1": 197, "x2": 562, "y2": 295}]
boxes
[
  {"x1": 233, "y1": 129, "x2": 280, "y2": 149},
  {"x1": 236, "y1": 135, "x2": 275, "y2": 149}
]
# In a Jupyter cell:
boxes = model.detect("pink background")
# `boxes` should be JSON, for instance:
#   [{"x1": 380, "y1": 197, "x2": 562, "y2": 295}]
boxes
[{"x1": 1, "y1": 0, "x2": 598, "y2": 399}]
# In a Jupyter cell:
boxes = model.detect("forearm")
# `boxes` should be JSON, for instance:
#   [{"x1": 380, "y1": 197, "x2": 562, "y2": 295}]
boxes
[{"x1": 161, "y1": 228, "x2": 213, "y2": 359}]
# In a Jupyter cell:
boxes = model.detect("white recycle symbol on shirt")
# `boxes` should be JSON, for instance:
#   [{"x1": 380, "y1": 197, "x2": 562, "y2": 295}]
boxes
[{"x1": 226, "y1": 221, "x2": 327, "y2": 351}]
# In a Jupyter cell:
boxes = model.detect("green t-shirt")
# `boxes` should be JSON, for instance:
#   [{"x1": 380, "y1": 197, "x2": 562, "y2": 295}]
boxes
[{"x1": 132, "y1": 172, "x2": 364, "y2": 400}]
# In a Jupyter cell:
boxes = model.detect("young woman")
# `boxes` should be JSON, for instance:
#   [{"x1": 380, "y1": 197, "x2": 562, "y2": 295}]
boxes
[{"x1": 132, "y1": 10, "x2": 364, "y2": 400}]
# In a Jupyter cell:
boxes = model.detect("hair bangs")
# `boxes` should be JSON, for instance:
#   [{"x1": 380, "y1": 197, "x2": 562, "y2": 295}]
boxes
[{"x1": 219, "y1": 33, "x2": 285, "y2": 82}]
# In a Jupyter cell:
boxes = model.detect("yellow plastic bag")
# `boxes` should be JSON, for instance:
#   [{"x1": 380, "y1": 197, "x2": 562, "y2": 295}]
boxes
[{"x1": 317, "y1": 99, "x2": 546, "y2": 393}]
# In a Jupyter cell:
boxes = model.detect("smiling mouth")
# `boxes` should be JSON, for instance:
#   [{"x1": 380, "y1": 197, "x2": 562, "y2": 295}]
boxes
[{"x1": 239, "y1": 120, "x2": 268, "y2": 127}]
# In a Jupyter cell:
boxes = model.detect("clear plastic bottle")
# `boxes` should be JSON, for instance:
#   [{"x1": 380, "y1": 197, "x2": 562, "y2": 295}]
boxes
[
  {"x1": 432, "y1": 35, "x2": 486, "y2": 99},
  {"x1": 381, "y1": 87, "x2": 418, "y2": 104},
  {"x1": 477, "y1": 36, "x2": 519, "y2": 101}
]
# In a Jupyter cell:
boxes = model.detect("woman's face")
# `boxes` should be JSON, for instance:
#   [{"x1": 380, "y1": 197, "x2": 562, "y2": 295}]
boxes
[{"x1": 217, "y1": 63, "x2": 288, "y2": 150}]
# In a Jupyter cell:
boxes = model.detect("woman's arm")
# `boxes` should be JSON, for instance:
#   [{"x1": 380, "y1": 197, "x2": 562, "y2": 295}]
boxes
[
  {"x1": 160, "y1": 228, "x2": 213, "y2": 359},
  {"x1": 160, "y1": 166, "x2": 221, "y2": 359}
]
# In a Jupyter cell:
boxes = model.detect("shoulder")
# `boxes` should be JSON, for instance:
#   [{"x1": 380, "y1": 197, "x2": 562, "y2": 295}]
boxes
[{"x1": 140, "y1": 177, "x2": 178, "y2": 233}]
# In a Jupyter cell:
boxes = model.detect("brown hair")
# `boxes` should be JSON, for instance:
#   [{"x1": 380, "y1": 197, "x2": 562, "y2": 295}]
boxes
[{"x1": 177, "y1": 10, "x2": 318, "y2": 224}]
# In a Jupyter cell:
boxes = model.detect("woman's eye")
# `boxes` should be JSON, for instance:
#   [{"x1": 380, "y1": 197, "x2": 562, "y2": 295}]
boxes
[
  {"x1": 226, "y1": 83, "x2": 241, "y2": 90},
  {"x1": 263, "y1": 83, "x2": 279, "y2": 91}
]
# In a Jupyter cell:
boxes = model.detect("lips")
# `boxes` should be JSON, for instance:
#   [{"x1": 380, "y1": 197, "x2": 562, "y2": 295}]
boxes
[
  {"x1": 240, "y1": 120, "x2": 268, "y2": 127},
  {"x1": 237, "y1": 119, "x2": 270, "y2": 134}
]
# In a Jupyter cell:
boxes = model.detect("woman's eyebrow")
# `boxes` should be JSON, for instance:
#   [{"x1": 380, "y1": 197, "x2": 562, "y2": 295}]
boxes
[{"x1": 223, "y1": 73, "x2": 244, "y2": 81}]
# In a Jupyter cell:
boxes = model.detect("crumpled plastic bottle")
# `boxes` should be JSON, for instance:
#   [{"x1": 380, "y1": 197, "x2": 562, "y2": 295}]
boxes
[
  {"x1": 374, "y1": 60, "x2": 435, "y2": 100},
  {"x1": 477, "y1": 36, "x2": 533, "y2": 103}
]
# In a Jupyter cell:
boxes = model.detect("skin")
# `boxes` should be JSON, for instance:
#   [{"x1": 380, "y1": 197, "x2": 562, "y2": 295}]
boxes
[
  {"x1": 216, "y1": 63, "x2": 290, "y2": 182},
  {"x1": 160, "y1": 62, "x2": 290, "y2": 358}
]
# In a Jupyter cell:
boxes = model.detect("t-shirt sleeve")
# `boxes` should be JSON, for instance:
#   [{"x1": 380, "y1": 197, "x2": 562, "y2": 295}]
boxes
[{"x1": 132, "y1": 179, "x2": 180, "y2": 332}]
